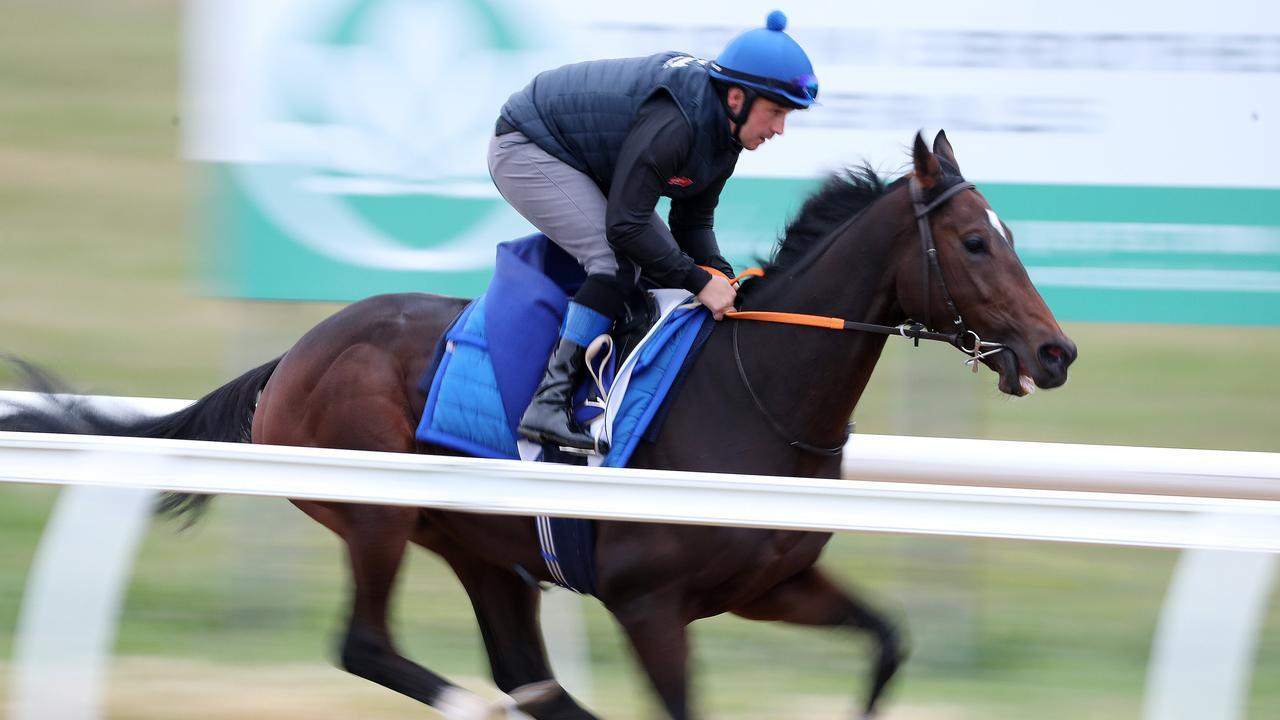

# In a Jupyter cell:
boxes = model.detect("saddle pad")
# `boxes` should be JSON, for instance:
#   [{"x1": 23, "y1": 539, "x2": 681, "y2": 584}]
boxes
[
  {"x1": 416, "y1": 233, "x2": 713, "y2": 466},
  {"x1": 417, "y1": 285, "x2": 710, "y2": 467},
  {"x1": 416, "y1": 234, "x2": 576, "y2": 458},
  {"x1": 416, "y1": 295, "x2": 518, "y2": 458}
]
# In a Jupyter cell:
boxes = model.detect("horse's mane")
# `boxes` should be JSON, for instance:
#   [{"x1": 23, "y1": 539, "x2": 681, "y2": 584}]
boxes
[{"x1": 755, "y1": 166, "x2": 906, "y2": 280}]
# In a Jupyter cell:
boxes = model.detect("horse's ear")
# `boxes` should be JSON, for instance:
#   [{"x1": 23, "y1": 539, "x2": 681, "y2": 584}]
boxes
[
  {"x1": 932, "y1": 130, "x2": 959, "y2": 174},
  {"x1": 912, "y1": 131, "x2": 941, "y2": 189}
]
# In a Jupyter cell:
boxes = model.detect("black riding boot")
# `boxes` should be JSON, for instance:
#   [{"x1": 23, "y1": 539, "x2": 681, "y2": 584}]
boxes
[{"x1": 518, "y1": 336, "x2": 606, "y2": 453}]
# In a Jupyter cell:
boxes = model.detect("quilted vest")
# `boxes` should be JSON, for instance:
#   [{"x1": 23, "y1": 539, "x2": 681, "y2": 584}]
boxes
[{"x1": 500, "y1": 53, "x2": 738, "y2": 199}]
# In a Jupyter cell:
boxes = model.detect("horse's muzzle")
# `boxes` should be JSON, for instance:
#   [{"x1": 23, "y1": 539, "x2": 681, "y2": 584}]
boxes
[{"x1": 1035, "y1": 338, "x2": 1077, "y2": 388}]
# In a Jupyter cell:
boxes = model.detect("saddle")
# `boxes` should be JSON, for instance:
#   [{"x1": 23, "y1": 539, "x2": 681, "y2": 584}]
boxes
[
  {"x1": 415, "y1": 234, "x2": 712, "y2": 468},
  {"x1": 610, "y1": 284, "x2": 661, "y2": 373}
]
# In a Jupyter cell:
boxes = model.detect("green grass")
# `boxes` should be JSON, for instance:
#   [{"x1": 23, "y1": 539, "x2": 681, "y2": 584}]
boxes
[
  {"x1": 856, "y1": 322, "x2": 1280, "y2": 452},
  {"x1": 1, "y1": 2, "x2": 1278, "y2": 718}
]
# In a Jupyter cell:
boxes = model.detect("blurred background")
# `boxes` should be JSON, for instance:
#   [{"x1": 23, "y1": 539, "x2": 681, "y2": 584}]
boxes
[{"x1": 2, "y1": 1, "x2": 1278, "y2": 718}]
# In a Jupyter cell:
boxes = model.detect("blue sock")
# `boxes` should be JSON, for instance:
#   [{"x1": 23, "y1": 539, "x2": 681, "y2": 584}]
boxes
[{"x1": 561, "y1": 302, "x2": 611, "y2": 346}]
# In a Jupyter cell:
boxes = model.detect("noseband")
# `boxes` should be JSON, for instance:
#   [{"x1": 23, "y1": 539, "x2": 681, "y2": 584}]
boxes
[{"x1": 728, "y1": 174, "x2": 1007, "y2": 455}]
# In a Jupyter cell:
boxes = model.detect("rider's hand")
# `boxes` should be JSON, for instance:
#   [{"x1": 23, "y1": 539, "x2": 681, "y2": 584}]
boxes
[{"x1": 696, "y1": 275, "x2": 737, "y2": 320}]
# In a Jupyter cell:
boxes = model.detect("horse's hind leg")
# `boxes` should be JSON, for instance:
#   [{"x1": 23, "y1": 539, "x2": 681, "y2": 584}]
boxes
[
  {"x1": 424, "y1": 538, "x2": 599, "y2": 720},
  {"x1": 334, "y1": 503, "x2": 494, "y2": 718},
  {"x1": 731, "y1": 566, "x2": 905, "y2": 719}
]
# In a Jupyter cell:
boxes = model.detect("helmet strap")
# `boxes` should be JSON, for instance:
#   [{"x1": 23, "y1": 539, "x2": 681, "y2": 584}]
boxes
[{"x1": 727, "y1": 86, "x2": 757, "y2": 144}]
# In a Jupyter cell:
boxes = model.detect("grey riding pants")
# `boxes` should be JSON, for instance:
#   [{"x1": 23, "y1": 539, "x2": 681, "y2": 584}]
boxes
[{"x1": 487, "y1": 129, "x2": 659, "y2": 280}]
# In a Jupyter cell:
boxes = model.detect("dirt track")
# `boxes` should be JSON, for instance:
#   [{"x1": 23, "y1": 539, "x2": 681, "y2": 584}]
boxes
[{"x1": 2, "y1": 658, "x2": 965, "y2": 719}]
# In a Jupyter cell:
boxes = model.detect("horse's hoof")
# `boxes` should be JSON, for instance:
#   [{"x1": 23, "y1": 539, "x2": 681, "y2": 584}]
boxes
[
  {"x1": 508, "y1": 679, "x2": 561, "y2": 710},
  {"x1": 434, "y1": 687, "x2": 497, "y2": 719}
]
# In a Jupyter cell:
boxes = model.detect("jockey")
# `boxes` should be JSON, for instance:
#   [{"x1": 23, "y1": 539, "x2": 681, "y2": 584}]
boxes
[{"x1": 488, "y1": 10, "x2": 818, "y2": 452}]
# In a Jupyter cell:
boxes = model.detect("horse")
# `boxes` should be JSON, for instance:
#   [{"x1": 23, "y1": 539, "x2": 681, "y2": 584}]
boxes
[{"x1": 4, "y1": 131, "x2": 1075, "y2": 719}]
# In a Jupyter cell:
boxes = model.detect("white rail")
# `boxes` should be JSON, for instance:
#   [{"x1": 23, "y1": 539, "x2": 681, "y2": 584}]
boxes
[
  {"x1": 5, "y1": 391, "x2": 1277, "y2": 500},
  {"x1": 1, "y1": 428, "x2": 1278, "y2": 551},
  {"x1": 3, "y1": 390, "x2": 1279, "y2": 550},
  {"x1": 842, "y1": 434, "x2": 1280, "y2": 501}
]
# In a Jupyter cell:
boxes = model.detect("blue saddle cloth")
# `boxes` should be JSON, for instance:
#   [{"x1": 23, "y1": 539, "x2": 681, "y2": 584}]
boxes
[{"x1": 415, "y1": 234, "x2": 713, "y2": 594}]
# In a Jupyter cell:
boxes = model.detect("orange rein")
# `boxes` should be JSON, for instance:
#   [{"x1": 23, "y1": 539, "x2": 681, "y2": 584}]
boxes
[
  {"x1": 699, "y1": 266, "x2": 846, "y2": 330},
  {"x1": 726, "y1": 310, "x2": 847, "y2": 329},
  {"x1": 698, "y1": 265, "x2": 984, "y2": 356}
]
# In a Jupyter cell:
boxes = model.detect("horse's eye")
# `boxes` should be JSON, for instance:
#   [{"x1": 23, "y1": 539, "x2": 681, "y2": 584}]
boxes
[{"x1": 962, "y1": 234, "x2": 987, "y2": 254}]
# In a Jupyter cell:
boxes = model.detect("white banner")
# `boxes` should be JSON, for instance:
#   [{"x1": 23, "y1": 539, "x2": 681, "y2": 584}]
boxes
[{"x1": 186, "y1": 0, "x2": 1280, "y2": 187}]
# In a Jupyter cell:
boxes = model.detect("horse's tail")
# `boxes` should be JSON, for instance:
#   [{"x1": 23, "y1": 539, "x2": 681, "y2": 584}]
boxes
[{"x1": 1, "y1": 356, "x2": 282, "y2": 525}]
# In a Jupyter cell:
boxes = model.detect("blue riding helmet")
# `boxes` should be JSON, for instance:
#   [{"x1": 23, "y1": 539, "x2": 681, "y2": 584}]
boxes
[{"x1": 709, "y1": 10, "x2": 818, "y2": 109}]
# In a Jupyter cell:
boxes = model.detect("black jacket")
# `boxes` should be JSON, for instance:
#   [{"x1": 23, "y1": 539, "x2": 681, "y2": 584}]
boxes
[{"x1": 501, "y1": 53, "x2": 740, "y2": 292}]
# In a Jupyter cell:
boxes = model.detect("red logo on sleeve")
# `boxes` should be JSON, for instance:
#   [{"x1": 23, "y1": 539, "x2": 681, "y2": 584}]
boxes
[{"x1": 667, "y1": 176, "x2": 693, "y2": 187}]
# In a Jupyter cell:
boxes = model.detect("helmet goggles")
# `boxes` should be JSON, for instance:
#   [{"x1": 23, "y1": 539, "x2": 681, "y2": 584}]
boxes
[{"x1": 709, "y1": 62, "x2": 819, "y2": 106}]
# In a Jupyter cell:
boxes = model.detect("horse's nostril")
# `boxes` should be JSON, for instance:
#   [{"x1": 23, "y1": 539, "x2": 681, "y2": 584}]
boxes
[{"x1": 1038, "y1": 342, "x2": 1073, "y2": 370}]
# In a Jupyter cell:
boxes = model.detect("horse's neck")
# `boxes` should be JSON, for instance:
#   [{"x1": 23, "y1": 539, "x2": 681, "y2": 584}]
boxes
[{"x1": 739, "y1": 193, "x2": 908, "y2": 448}]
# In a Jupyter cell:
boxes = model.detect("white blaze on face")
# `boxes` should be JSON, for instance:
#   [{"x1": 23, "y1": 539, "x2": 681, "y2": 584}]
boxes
[{"x1": 986, "y1": 208, "x2": 1010, "y2": 245}]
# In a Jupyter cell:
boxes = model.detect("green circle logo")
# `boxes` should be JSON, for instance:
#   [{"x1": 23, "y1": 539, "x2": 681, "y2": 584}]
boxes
[{"x1": 234, "y1": 0, "x2": 545, "y2": 271}]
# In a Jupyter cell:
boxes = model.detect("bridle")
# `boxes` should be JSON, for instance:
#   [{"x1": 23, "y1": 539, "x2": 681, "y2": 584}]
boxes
[
  {"x1": 728, "y1": 174, "x2": 1007, "y2": 456},
  {"x1": 907, "y1": 176, "x2": 1007, "y2": 369}
]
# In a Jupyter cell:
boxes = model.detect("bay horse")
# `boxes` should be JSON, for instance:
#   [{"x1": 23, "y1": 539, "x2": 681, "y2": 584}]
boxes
[{"x1": 5, "y1": 132, "x2": 1075, "y2": 719}]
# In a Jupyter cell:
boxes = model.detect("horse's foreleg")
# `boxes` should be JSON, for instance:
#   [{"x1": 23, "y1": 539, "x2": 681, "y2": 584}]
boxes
[
  {"x1": 336, "y1": 504, "x2": 493, "y2": 719},
  {"x1": 731, "y1": 567, "x2": 906, "y2": 719},
  {"x1": 429, "y1": 542, "x2": 599, "y2": 720},
  {"x1": 610, "y1": 594, "x2": 691, "y2": 720}
]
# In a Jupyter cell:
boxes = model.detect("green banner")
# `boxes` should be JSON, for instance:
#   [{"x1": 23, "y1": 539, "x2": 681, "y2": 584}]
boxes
[{"x1": 200, "y1": 163, "x2": 1280, "y2": 326}]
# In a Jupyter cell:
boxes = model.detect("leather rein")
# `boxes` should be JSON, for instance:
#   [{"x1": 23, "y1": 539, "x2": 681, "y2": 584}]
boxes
[{"x1": 725, "y1": 176, "x2": 1006, "y2": 456}]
